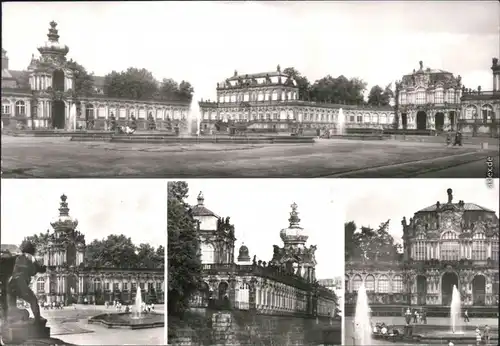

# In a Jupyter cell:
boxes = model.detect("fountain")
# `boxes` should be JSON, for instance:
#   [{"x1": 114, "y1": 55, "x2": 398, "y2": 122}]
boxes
[
  {"x1": 450, "y1": 285, "x2": 462, "y2": 334},
  {"x1": 336, "y1": 108, "x2": 346, "y2": 136},
  {"x1": 353, "y1": 283, "x2": 372, "y2": 345},
  {"x1": 88, "y1": 285, "x2": 163, "y2": 329},
  {"x1": 69, "y1": 104, "x2": 77, "y2": 131},
  {"x1": 132, "y1": 285, "x2": 143, "y2": 319}
]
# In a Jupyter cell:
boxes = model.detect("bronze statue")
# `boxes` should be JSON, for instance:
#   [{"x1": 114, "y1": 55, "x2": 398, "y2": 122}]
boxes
[{"x1": 7, "y1": 241, "x2": 47, "y2": 324}]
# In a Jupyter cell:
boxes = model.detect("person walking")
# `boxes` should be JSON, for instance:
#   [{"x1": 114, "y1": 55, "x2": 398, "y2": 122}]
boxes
[
  {"x1": 483, "y1": 325, "x2": 490, "y2": 344},
  {"x1": 413, "y1": 309, "x2": 419, "y2": 323},
  {"x1": 464, "y1": 309, "x2": 470, "y2": 322}
]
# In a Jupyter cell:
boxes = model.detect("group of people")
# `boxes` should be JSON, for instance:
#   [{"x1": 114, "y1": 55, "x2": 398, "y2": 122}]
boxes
[
  {"x1": 103, "y1": 300, "x2": 155, "y2": 314},
  {"x1": 41, "y1": 301, "x2": 64, "y2": 310},
  {"x1": 404, "y1": 307, "x2": 427, "y2": 324}
]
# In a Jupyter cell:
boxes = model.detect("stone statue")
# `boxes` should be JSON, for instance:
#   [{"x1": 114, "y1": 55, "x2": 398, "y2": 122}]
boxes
[
  {"x1": 419, "y1": 61, "x2": 423, "y2": 70},
  {"x1": 252, "y1": 255, "x2": 257, "y2": 265},
  {"x1": 7, "y1": 241, "x2": 47, "y2": 324},
  {"x1": 447, "y1": 188, "x2": 453, "y2": 204},
  {"x1": 277, "y1": 64, "x2": 281, "y2": 72}
]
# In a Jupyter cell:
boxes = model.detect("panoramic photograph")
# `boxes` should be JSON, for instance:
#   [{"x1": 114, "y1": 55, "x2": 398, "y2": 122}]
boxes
[
  {"x1": 167, "y1": 180, "x2": 343, "y2": 345},
  {"x1": 0, "y1": 180, "x2": 166, "y2": 345},
  {"x1": 343, "y1": 179, "x2": 499, "y2": 345},
  {"x1": 1, "y1": 1, "x2": 499, "y2": 178}
]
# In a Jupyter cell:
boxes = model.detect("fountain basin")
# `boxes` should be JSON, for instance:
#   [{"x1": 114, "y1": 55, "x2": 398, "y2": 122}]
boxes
[{"x1": 88, "y1": 312, "x2": 164, "y2": 329}]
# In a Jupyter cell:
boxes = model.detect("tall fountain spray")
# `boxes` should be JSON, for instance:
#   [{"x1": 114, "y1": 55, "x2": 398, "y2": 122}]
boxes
[
  {"x1": 450, "y1": 285, "x2": 462, "y2": 334},
  {"x1": 70, "y1": 104, "x2": 77, "y2": 131},
  {"x1": 133, "y1": 286, "x2": 143, "y2": 319},
  {"x1": 337, "y1": 108, "x2": 346, "y2": 136},
  {"x1": 354, "y1": 283, "x2": 372, "y2": 345}
]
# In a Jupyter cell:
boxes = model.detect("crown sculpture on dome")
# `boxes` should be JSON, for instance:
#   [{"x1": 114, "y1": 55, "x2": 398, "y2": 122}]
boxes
[
  {"x1": 37, "y1": 21, "x2": 69, "y2": 58},
  {"x1": 50, "y1": 194, "x2": 78, "y2": 231},
  {"x1": 289, "y1": 202, "x2": 300, "y2": 227}
]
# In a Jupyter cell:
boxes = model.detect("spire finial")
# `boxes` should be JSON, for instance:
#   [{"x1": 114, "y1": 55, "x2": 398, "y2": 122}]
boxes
[
  {"x1": 197, "y1": 191, "x2": 204, "y2": 206},
  {"x1": 47, "y1": 21, "x2": 60, "y2": 43},
  {"x1": 288, "y1": 202, "x2": 301, "y2": 227},
  {"x1": 59, "y1": 194, "x2": 69, "y2": 216}
]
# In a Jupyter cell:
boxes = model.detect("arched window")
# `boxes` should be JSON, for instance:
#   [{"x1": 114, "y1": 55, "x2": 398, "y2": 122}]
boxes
[
  {"x1": 472, "y1": 232, "x2": 487, "y2": 260},
  {"x1": 201, "y1": 243, "x2": 215, "y2": 264},
  {"x1": 491, "y1": 235, "x2": 498, "y2": 263},
  {"x1": 365, "y1": 275, "x2": 375, "y2": 291},
  {"x1": 15, "y1": 100, "x2": 26, "y2": 116},
  {"x1": 481, "y1": 104, "x2": 494, "y2": 123},
  {"x1": 441, "y1": 231, "x2": 460, "y2": 261},
  {"x1": 392, "y1": 275, "x2": 403, "y2": 293},
  {"x1": 37, "y1": 277, "x2": 45, "y2": 293},
  {"x1": 352, "y1": 275, "x2": 362, "y2": 292},
  {"x1": 237, "y1": 282, "x2": 250, "y2": 310},
  {"x1": 93, "y1": 278, "x2": 102, "y2": 292},
  {"x1": 85, "y1": 104, "x2": 94, "y2": 120},
  {"x1": 377, "y1": 275, "x2": 389, "y2": 293},
  {"x1": 414, "y1": 233, "x2": 426, "y2": 260},
  {"x1": 2, "y1": 100, "x2": 11, "y2": 115}
]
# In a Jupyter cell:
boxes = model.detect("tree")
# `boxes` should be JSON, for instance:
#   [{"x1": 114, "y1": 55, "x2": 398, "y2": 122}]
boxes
[
  {"x1": 103, "y1": 67, "x2": 158, "y2": 100},
  {"x1": 20, "y1": 231, "x2": 50, "y2": 255},
  {"x1": 66, "y1": 59, "x2": 95, "y2": 96},
  {"x1": 367, "y1": 83, "x2": 393, "y2": 107},
  {"x1": 159, "y1": 78, "x2": 179, "y2": 101},
  {"x1": 345, "y1": 220, "x2": 400, "y2": 262},
  {"x1": 85, "y1": 234, "x2": 139, "y2": 268},
  {"x1": 178, "y1": 81, "x2": 194, "y2": 102},
  {"x1": 310, "y1": 75, "x2": 366, "y2": 104},
  {"x1": 283, "y1": 67, "x2": 311, "y2": 100},
  {"x1": 367, "y1": 85, "x2": 385, "y2": 106},
  {"x1": 167, "y1": 181, "x2": 202, "y2": 316}
]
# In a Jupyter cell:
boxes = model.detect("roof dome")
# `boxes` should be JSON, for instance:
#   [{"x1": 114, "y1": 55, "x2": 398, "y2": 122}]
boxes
[
  {"x1": 280, "y1": 202, "x2": 308, "y2": 246},
  {"x1": 191, "y1": 191, "x2": 218, "y2": 217},
  {"x1": 37, "y1": 21, "x2": 69, "y2": 57},
  {"x1": 416, "y1": 188, "x2": 496, "y2": 214},
  {"x1": 50, "y1": 194, "x2": 78, "y2": 231}
]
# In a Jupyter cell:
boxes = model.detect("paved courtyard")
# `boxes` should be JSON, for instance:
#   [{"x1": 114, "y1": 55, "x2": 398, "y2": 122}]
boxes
[
  {"x1": 1, "y1": 136, "x2": 497, "y2": 178},
  {"x1": 29, "y1": 305, "x2": 164, "y2": 345}
]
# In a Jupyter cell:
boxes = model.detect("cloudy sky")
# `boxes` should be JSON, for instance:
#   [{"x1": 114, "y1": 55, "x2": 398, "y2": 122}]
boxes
[
  {"x1": 344, "y1": 179, "x2": 500, "y2": 244},
  {"x1": 2, "y1": 1, "x2": 498, "y2": 103},
  {"x1": 180, "y1": 179, "x2": 344, "y2": 279},
  {"x1": 1, "y1": 180, "x2": 167, "y2": 249}
]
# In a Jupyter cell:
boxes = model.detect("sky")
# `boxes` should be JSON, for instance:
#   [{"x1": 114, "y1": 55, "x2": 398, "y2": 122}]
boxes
[
  {"x1": 1, "y1": 180, "x2": 167, "y2": 249},
  {"x1": 2, "y1": 1, "x2": 499, "y2": 103},
  {"x1": 180, "y1": 179, "x2": 344, "y2": 279},
  {"x1": 344, "y1": 178, "x2": 500, "y2": 244}
]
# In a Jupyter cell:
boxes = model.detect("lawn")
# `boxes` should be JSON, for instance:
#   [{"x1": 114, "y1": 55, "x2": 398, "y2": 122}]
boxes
[{"x1": 1, "y1": 136, "x2": 496, "y2": 178}]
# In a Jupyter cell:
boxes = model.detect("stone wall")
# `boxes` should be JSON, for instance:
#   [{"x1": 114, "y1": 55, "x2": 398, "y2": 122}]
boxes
[{"x1": 169, "y1": 309, "x2": 341, "y2": 346}]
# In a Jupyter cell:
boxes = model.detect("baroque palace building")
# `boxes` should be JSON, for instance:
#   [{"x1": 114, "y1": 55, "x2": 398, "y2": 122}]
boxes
[
  {"x1": 32, "y1": 194, "x2": 164, "y2": 305},
  {"x1": 459, "y1": 58, "x2": 500, "y2": 137},
  {"x1": 1, "y1": 21, "x2": 189, "y2": 131},
  {"x1": 345, "y1": 188, "x2": 499, "y2": 308},
  {"x1": 396, "y1": 59, "x2": 500, "y2": 135},
  {"x1": 198, "y1": 66, "x2": 394, "y2": 133},
  {"x1": 189, "y1": 192, "x2": 337, "y2": 317}
]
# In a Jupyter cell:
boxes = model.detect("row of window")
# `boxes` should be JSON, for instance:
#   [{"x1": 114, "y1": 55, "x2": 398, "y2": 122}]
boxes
[
  {"x1": 218, "y1": 91, "x2": 298, "y2": 103},
  {"x1": 348, "y1": 275, "x2": 404, "y2": 293},
  {"x1": 2, "y1": 101, "x2": 26, "y2": 116},
  {"x1": 412, "y1": 233, "x2": 499, "y2": 261},
  {"x1": 203, "y1": 113, "x2": 393, "y2": 123},
  {"x1": 36, "y1": 278, "x2": 163, "y2": 293},
  {"x1": 464, "y1": 105, "x2": 497, "y2": 121},
  {"x1": 400, "y1": 90, "x2": 459, "y2": 105}
]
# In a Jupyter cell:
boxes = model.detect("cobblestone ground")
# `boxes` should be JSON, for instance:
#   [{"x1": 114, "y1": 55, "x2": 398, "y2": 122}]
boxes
[
  {"x1": 36, "y1": 305, "x2": 164, "y2": 345},
  {"x1": 2, "y1": 135, "x2": 495, "y2": 178}
]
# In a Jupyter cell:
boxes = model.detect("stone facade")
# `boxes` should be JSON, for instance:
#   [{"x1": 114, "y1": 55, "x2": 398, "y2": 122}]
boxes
[
  {"x1": 199, "y1": 66, "x2": 394, "y2": 133},
  {"x1": 1, "y1": 22, "x2": 189, "y2": 131},
  {"x1": 345, "y1": 188, "x2": 499, "y2": 307},
  {"x1": 32, "y1": 194, "x2": 164, "y2": 305},
  {"x1": 458, "y1": 58, "x2": 500, "y2": 137},
  {"x1": 396, "y1": 60, "x2": 462, "y2": 131},
  {"x1": 189, "y1": 193, "x2": 337, "y2": 318},
  {"x1": 169, "y1": 311, "x2": 340, "y2": 346}
]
